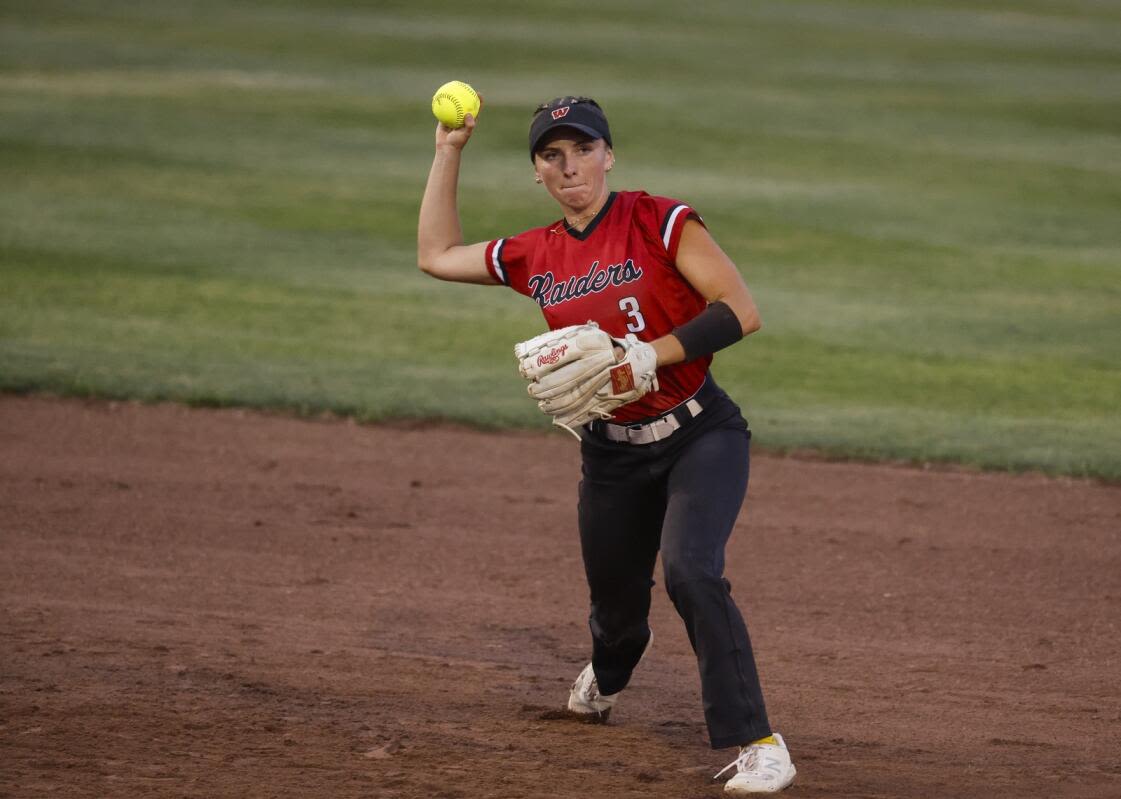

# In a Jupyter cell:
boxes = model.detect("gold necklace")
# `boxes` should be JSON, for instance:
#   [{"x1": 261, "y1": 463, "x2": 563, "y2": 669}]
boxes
[{"x1": 563, "y1": 199, "x2": 607, "y2": 231}]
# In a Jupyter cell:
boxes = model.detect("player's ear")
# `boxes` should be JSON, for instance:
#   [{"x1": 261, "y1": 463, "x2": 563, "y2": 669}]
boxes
[
  {"x1": 605, "y1": 147, "x2": 615, "y2": 172},
  {"x1": 534, "y1": 173, "x2": 543, "y2": 184}
]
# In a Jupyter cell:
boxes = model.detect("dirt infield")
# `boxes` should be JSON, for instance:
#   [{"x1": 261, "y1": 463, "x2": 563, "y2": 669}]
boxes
[{"x1": 1, "y1": 395, "x2": 1119, "y2": 798}]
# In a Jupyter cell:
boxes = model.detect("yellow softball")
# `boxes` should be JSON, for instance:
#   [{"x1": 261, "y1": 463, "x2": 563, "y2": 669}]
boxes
[{"x1": 431, "y1": 80, "x2": 481, "y2": 129}]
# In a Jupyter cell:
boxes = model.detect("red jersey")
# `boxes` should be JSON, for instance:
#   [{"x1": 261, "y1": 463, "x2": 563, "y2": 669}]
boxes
[{"x1": 485, "y1": 190, "x2": 711, "y2": 423}]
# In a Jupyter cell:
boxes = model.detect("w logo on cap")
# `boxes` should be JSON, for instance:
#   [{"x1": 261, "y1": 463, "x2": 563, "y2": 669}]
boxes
[{"x1": 551, "y1": 106, "x2": 570, "y2": 120}]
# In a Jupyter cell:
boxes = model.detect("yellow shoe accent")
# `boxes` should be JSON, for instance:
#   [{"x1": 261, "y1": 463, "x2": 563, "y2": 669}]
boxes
[{"x1": 750, "y1": 735, "x2": 778, "y2": 746}]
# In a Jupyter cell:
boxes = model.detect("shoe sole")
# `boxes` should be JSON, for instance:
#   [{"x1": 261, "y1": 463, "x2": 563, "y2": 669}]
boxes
[
  {"x1": 723, "y1": 765, "x2": 796, "y2": 795},
  {"x1": 565, "y1": 707, "x2": 611, "y2": 724}
]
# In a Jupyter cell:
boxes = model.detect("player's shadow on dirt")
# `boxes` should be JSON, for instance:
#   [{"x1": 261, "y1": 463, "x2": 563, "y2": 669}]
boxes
[
  {"x1": 522, "y1": 703, "x2": 611, "y2": 724},
  {"x1": 522, "y1": 703, "x2": 708, "y2": 751}
]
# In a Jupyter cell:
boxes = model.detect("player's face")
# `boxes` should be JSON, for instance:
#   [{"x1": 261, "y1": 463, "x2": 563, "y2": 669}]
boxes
[{"x1": 533, "y1": 131, "x2": 614, "y2": 217}]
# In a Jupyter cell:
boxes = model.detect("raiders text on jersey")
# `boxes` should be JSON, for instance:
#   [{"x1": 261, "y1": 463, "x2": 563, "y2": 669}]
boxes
[{"x1": 527, "y1": 258, "x2": 644, "y2": 309}]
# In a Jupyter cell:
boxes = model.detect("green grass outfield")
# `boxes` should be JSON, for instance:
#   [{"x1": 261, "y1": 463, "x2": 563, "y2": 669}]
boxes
[{"x1": 2, "y1": 0, "x2": 1120, "y2": 478}]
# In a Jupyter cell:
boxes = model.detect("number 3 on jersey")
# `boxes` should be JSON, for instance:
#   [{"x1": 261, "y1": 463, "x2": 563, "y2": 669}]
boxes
[{"x1": 618, "y1": 296, "x2": 646, "y2": 333}]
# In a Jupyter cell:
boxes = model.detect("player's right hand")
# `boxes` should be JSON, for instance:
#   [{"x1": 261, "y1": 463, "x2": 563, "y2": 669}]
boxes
[{"x1": 435, "y1": 109, "x2": 478, "y2": 152}]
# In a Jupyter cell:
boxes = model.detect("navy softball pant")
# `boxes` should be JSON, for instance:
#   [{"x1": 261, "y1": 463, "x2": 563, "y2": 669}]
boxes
[{"x1": 578, "y1": 379, "x2": 772, "y2": 749}]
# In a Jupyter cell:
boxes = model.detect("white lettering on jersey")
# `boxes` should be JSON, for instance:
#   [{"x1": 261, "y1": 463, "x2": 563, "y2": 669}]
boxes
[{"x1": 527, "y1": 259, "x2": 644, "y2": 309}]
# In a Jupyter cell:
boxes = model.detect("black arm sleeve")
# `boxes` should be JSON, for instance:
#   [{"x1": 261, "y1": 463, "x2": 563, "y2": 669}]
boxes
[{"x1": 672, "y1": 300, "x2": 744, "y2": 362}]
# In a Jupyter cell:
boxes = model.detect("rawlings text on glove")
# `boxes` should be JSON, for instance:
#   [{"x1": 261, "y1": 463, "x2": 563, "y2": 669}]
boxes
[{"x1": 514, "y1": 322, "x2": 659, "y2": 438}]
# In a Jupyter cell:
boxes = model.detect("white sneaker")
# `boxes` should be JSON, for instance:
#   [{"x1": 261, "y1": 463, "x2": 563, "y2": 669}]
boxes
[
  {"x1": 566, "y1": 631, "x2": 652, "y2": 720},
  {"x1": 715, "y1": 733, "x2": 797, "y2": 795}
]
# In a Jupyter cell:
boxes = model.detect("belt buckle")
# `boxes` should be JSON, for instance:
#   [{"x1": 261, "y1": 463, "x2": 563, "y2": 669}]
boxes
[
  {"x1": 613, "y1": 403, "x2": 695, "y2": 445},
  {"x1": 625, "y1": 422, "x2": 648, "y2": 444}
]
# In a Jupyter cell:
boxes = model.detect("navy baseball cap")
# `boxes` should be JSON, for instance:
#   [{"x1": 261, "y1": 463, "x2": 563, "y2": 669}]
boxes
[{"x1": 529, "y1": 97, "x2": 613, "y2": 160}]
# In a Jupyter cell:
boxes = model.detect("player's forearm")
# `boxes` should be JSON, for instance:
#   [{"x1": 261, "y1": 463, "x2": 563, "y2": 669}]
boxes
[
  {"x1": 417, "y1": 148, "x2": 466, "y2": 273},
  {"x1": 651, "y1": 335, "x2": 687, "y2": 367},
  {"x1": 653, "y1": 296, "x2": 762, "y2": 368}
]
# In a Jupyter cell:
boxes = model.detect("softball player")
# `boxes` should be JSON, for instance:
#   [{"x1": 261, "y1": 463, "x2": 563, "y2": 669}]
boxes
[{"x1": 417, "y1": 96, "x2": 796, "y2": 795}]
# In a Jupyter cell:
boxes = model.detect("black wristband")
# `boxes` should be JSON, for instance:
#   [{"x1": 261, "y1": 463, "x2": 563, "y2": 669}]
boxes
[{"x1": 672, "y1": 300, "x2": 743, "y2": 362}]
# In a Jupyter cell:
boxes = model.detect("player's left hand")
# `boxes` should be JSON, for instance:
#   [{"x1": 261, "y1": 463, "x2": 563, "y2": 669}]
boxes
[{"x1": 514, "y1": 322, "x2": 658, "y2": 437}]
